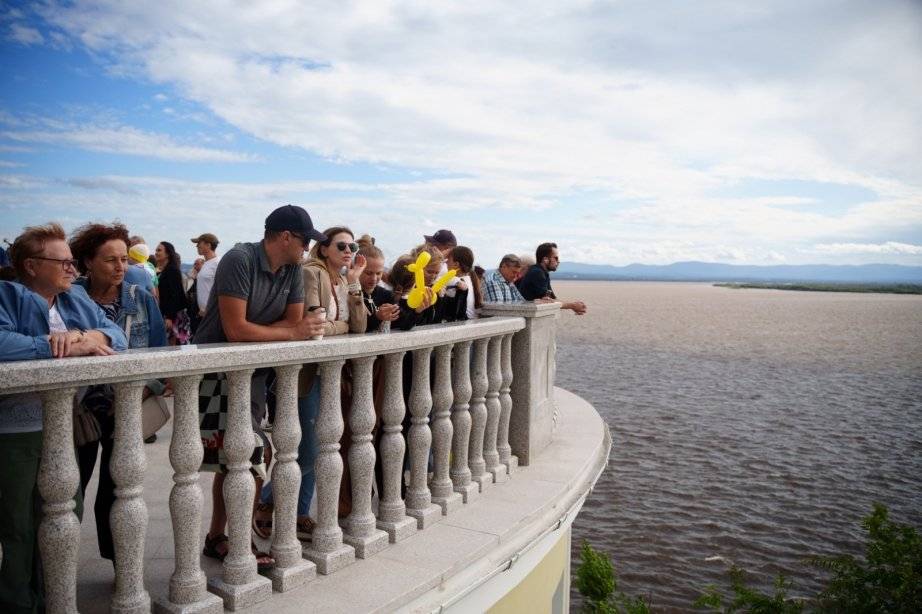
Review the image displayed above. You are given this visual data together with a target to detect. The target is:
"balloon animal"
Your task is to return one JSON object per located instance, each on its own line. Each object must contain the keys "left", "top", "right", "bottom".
{"left": 406, "top": 251, "right": 457, "bottom": 309}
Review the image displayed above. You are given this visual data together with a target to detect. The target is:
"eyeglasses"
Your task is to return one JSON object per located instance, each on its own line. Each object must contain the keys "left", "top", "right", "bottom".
{"left": 31, "top": 256, "right": 79, "bottom": 271}
{"left": 335, "top": 241, "right": 359, "bottom": 253}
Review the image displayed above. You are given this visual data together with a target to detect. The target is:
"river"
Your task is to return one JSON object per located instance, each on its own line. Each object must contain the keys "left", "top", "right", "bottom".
{"left": 554, "top": 281, "right": 922, "bottom": 609}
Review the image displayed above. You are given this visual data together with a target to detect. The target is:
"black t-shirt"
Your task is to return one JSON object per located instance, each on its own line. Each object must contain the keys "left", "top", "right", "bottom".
{"left": 515, "top": 264, "right": 555, "bottom": 301}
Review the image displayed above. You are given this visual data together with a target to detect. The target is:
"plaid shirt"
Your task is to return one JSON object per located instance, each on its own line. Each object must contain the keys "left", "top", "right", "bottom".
{"left": 483, "top": 270, "right": 526, "bottom": 304}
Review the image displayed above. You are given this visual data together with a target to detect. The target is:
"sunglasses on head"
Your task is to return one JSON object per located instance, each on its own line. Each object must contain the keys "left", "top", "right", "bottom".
{"left": 335, "top": 241, "right": 359, "bottom": 253}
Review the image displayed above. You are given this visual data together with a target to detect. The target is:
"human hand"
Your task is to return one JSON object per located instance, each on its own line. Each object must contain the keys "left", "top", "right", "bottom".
{"left": 375, "top": 303, "right": 400, "bottom": 322}
{"left": 414, "top": 288, "right": 435, "bottom": 313}
{"left": 566, "top": 300, "right": 587, "bottom": 315}
{"left": 295, "top": 308, "right": 326, "bottom": 340}
{"left": 346, "top": 253, "right": 367, "bottom": 284}
{"left": 164, "top": 318, "right": 173, "bottom": 332}
{"left": 68, "top": 330, "right": 116, "bottom": 356}
{"left": 47, "top": 331, "right": 75, "bottom": 358}
{"left": 456, "top": 280, "right": 468, "bottom": 291}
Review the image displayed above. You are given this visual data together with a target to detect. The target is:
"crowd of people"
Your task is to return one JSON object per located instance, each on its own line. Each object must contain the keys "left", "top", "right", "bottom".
{"left": 0, "top": 204, "right": 587, "bottom": 612}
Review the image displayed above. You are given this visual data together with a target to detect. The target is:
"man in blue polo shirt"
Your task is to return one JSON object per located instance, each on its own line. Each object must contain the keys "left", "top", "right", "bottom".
{"left": 516, "top": 242, "right": 587, "bottom": 315}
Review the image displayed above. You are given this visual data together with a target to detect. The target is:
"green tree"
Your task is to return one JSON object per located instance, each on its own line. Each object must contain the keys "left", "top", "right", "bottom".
{"left": 575, "top": 541, "right": 650, "bottom": 614}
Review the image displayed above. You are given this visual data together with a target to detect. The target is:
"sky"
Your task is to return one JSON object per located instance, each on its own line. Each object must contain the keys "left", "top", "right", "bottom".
{"left": 1, "top": 0, "right": 921, "bottom": 268}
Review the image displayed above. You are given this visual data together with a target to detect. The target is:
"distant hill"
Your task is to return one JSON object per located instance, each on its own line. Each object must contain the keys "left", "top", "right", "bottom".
{"left": 554, "top": 261, "right": 922, "bottom": 283}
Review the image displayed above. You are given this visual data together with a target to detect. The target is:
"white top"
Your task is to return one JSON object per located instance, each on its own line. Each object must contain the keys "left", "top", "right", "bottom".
{"left": 196, "top": 255, "right": 221, "bottom": 313}
{"left": 458, "top": 274, "right": 477, "bottom": 320}
{"left": 48, "top": 303, "right": 68, "bottom": 333}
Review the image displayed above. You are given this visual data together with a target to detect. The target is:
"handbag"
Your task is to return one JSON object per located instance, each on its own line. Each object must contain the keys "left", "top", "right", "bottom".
{"left": 125, "top": 284, "right": 172, "bottom": 438}
{"left": 73, "top": 395, "right": 102, "bottom": 446}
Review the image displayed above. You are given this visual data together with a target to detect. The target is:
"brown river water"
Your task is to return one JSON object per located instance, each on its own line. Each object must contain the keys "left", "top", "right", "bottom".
{"left": 553, "top": 281, "right": 922, "bottom": 610}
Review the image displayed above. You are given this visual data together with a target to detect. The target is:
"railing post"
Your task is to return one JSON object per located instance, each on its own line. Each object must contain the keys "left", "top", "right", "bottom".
{"left": 478, "top": 303, "right": 561, "bottom": 465}
{"left": 110, "top": 380, "right": 151, "bottom": 614}
{"left": 406, "top": 348, "right": 442, "bottom": 528}
{"left": 497, "top": 333, "right": 519, "bottom": 473}
{"left": 208, "top": 369, "right": 272, "bottom": 609}
{"left": 430, "top": 344, "right": 462, "bottom": 515}
{"left": 484, "top": 335, "right": 507, "bottom": 484}
{"left": 304, "top": 360, "right": 355, "bottom": 574}
{"left": 343, "top": 356, "right": 389, "bottom": 558}
{"left": 449, "top": 340, "right": 477, "bottom": 503}
{"left": 38, "top": 387, "right": 80, "bottom": 614}
{"left": 267, "top": 365, "right": 315, "bottom": 591}
{"left": 154, "top": 375, "right": 223, "bottom": 614}
{"left": 376, "top": 352, "right": 416, "bottom": 543}
{"left": 468, "top": 338, "right": 494, "bottom": 492}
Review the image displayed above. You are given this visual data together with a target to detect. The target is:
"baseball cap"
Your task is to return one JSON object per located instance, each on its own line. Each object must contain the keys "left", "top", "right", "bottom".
{"left": 190, "top": 233, "right": 219, "bottom": 246}
{"left": 265, "top": 205, "right": 327, "bottom": 242}
{"left": 424, "top": 229, "right": 457, "bottom": 247}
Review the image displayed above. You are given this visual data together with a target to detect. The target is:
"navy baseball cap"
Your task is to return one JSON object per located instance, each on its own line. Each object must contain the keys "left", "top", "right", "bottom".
{"left": 424, "top": 229, "right": 457, "bottom": 247}
{"left": 265, "top": 205, "right": 327, "bottom": 242}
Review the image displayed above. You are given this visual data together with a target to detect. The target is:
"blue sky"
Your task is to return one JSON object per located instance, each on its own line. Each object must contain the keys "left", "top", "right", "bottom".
{"left": 1, "top": 0, "right": 921, "bottom": 267}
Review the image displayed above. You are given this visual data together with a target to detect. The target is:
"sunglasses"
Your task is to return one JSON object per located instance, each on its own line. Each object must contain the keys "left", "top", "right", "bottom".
{"left": 335, "top": 241, "right": 359, "bottom": 253}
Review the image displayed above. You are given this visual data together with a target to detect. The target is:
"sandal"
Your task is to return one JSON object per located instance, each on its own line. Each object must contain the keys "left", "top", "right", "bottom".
{"left": 251, "top": 542, "right": 275, "bottom": 572}
{"left": 203, "top": 533, "right": 229, "bottom": 561}
{"left": 296, "top": 517, "right": 315, "bottom": 543}
{"left": 252, "top": 502, "right": 273, "bottom": 539}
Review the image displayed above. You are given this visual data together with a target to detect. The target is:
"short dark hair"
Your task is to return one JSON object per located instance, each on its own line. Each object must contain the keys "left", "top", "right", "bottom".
{"left": 69, "top": 222, "right": 130, "bottom": 274}
{"left": 535, "top": 242, "right": 557, "bottom": 262}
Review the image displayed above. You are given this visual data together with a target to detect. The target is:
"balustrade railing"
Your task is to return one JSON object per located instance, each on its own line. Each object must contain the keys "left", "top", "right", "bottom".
{"left": 1, "top": 313, "right": 554, "bottom": 613}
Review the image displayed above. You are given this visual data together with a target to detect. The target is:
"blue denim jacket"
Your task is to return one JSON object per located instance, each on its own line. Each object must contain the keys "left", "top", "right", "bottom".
{"left": 0, "top": 280, "right": 128, "bottom": 361}
{"left": 73, "top": 279, "right": 166, "bottom": 349}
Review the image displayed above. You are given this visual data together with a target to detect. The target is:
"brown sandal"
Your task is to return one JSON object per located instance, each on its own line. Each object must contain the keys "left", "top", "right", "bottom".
{"left": 252, "top": 502, "right": 273, "bottom": 539}
{"left": 296, "top": 517, "right": 316, "bottom": 543}
{"left": 203, "top": 533, "right": 229, "bottom": 561}
{"left": 251, "top": 542, "right": 275, "bottom": 572}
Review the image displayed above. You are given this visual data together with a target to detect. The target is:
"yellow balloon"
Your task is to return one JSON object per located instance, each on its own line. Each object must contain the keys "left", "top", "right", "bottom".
{"left": 431, "top": 270, "right": 456, "bottom": 294}
{"left": 406, "top": 252, "right": 431, "bottom": 309}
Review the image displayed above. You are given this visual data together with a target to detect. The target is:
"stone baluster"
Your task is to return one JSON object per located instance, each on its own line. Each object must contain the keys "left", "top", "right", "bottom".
{"left": 430, "top": 344, "right": 462, "bottom": 514}
{"left": 154, "top": 375, "right": 223, "bottom": 614}
{"left": 110, "top": 381, "right": 150, "bottom": 614}
{"left": 267, "top": 365, "right": 315, "bottom": 591}
{"left": 484, "top": 336, "right": 507, "bottom": 484}
{"left": 449, "top": 341, "right": 478, "bottom": 503}
{"left": 208, "top": 370, "right": 271, "bottom": 610}
{"left": 37, "top": 387, "right": 80, "bottom": 614}
{"left": 304, "top": 360, "right": 355, "bottom": 574}
{"left": 497, "top": 333, "right": 519, "bottom": 474}
{"left": 405, "top": 347, "right": 442, "bottom": 529}
{"left": 468, "top": 338, "right": 494, "bottom": 492}
{"left": 376, "top": 352, "right": 416, "bottom": 542}
{"left": 343, "top": 356, "right": 389, "bottom": 558}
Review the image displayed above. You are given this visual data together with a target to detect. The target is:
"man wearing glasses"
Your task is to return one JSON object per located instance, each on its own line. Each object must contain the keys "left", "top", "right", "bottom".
{"left": 193, "top": 204, "right": 327, "bottom": 571}
{"left": 516, "top": 242, "right": 588, "bottom": 315}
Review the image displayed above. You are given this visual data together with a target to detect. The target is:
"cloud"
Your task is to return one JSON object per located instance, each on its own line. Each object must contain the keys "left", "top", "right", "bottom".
{"left": 2, "top": 124, "right": 259, "bottom": 163}
{"left": 7, "top": 24, "right": 44, "bottom": 46}
{"left": 1, "top": 0, "right": 916, "bottom": 265}
{"left": 0, "top": 160, "right": 25, "bottom": 168}
{"left": 812, "top": 242, "right": 922, "bottom": 256}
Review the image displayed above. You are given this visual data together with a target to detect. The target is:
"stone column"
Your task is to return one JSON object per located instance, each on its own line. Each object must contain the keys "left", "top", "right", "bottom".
{"left": 484, "top": 335, "right": 507, "bottom": 484}
{"left": 304, "top": 360, "right": 355, "bottom": 574}
{"left": 449, "top": 341, "right": 478, "bottom": 503}
{"left": 343, "top": 356, "right": 389, "bottom": 558}
{"left": 267, "top": 365, "right": 315, "bottom": 591}
{"left": 497, "top": 333, "right": 519, "bottom": 474}
{"left": 430, "top": 344, "right": 462, "bottom": 515}
{"left": 405, "top": 347, "right": 442, "bottom": 529}
{"left": 38, "top": 387, "right": 80, "bottom": 614}
{"left": 110, "top": 380, "right": 150, "bottom": 614}
{"left": 376, "top": 352, "right": 416, "bottom": 543}
{"left": 468, "top": 338, "right": 493, "bottom": 492}
{"left": 478, "top": 303, "right": 561, "bottom": 465}
{"left": 208, "top": 370, "right": 272, "bottom": 610}
{"left": 154, "top": 375, "right": 223, "bottom": 614}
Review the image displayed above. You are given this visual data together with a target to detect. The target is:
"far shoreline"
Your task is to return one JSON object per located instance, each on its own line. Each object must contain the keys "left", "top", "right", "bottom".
{"left": 713, "top": 282, "right": 922, "bottom": 295}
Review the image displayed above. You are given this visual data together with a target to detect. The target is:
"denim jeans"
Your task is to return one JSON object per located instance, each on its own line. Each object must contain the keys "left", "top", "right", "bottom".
{"left": 260, "top": 378, "right": 320, "bottom": 516}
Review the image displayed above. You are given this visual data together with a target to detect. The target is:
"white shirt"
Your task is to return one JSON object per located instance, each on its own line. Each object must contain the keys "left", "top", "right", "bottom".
{"left": 196, "top": 255, "right": 221, "bottom": 313}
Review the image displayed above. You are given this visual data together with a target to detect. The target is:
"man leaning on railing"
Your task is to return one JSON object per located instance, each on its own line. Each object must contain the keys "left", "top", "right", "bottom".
{"left": 0, "top": 222, "right": 127, "bottom": 614}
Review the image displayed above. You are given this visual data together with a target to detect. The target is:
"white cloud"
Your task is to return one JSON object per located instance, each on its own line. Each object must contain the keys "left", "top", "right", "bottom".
{"left": 7, "top": 24, "right": 44, "bottom": 46}
{"left": 1, "top": 124, "right": 258, "bottom": 163}
{"left": 0, "top": 160, "right": 25, "bottom": 168}
{"left": 2, "top": 0, "right": 917, "bottom": 265}
{"left": 812, "top": 242, "right": 922, "bottom": 256}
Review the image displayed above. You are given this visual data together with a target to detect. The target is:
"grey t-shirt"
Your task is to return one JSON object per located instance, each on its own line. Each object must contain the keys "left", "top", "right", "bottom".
{"left": 193, "top": 241, "right": 305, "bottom": 344}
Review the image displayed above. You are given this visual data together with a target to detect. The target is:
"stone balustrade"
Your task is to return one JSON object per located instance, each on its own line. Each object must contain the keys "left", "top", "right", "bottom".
{"left": 0, "top": 308, "right": 562, "bottom": 613}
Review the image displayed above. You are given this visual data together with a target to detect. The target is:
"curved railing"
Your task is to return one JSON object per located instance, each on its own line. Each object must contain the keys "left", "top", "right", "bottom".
{"left": 1, "top": 304, "right": 561, "bottom": 613}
